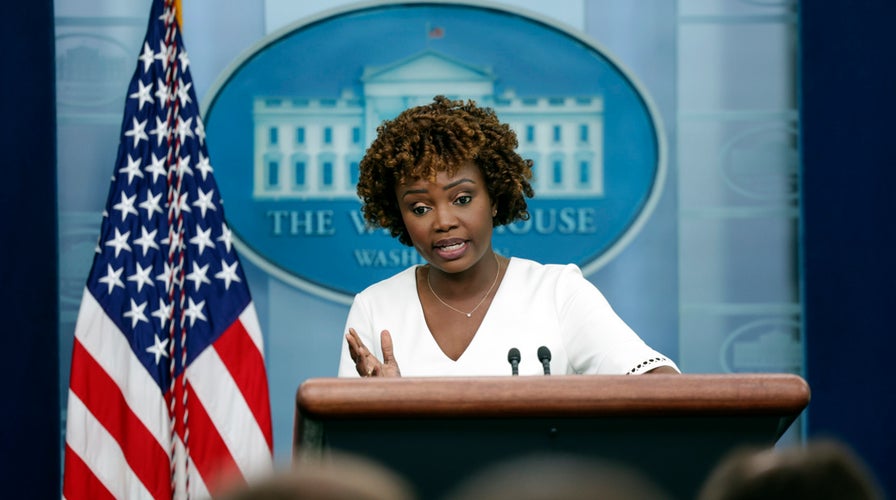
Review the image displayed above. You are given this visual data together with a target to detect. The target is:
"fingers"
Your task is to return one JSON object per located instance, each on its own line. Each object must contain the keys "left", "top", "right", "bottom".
{"left": 345, "top": 328, "right": 400, "bottom": 377}
{"left": 381, "top": 330, "right": 395, "bottom": 364}
{"left": 346, "top": 328, "right": 365, "bottom": 361}
{"left": 346, "top": 328, "right": 379, "bottom": 377}
{"left": 380, "top": 330, "right": 401, "bottom": 377}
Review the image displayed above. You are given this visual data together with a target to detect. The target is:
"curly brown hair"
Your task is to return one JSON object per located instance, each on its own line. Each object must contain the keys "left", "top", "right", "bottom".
{"left": 357, "top": 95, "right": 534, "bottom": 246}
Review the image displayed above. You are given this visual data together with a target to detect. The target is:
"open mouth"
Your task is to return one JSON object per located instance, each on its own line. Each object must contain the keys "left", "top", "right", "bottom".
{"left": 433, "top": 239, "right": 467, "bottom": 259}
{"left": 438, "top": 242, "right": 465, "bottom": 252}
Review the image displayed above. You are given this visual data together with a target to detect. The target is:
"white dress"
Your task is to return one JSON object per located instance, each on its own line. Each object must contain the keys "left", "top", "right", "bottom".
{"left": 337, "top": 257, "right": 679, "bottom": 377}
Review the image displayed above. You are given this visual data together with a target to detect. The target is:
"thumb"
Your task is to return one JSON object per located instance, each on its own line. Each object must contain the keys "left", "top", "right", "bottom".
{"left": 381, "top": 330, "right": 397, "bottom": 365}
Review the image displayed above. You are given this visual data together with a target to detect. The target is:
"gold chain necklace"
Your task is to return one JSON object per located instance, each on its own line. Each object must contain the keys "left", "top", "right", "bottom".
{"left": 427, "top": 253, "right": 501, "bottom": 318}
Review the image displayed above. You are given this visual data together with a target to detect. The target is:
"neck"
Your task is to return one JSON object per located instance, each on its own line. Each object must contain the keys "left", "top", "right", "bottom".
{"left": 428, "top": 252, "right": 501, "bottom": 298}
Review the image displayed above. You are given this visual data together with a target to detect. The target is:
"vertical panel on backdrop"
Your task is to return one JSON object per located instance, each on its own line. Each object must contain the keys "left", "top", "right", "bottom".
{"left": 62, "top": 0, "right": 273, "bottom": 498}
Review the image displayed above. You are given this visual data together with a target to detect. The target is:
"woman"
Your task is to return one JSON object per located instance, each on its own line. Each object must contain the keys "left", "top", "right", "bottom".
{"left": 339, "top": 96, "right": 678, "bottom": 377}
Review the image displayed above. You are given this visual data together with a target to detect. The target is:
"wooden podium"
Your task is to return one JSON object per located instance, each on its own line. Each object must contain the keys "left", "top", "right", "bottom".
{"left": 293, "top": 374, "right": 809, "bottom": 499}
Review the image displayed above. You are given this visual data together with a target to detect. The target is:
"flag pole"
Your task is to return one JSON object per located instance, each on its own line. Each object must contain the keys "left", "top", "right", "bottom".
{"left": 61, "top": 0, "right": 273, "bottom": 497}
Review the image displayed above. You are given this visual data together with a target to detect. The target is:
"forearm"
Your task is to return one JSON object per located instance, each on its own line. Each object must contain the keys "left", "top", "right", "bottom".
{"left": 644, "top": 365, "right": 679, "bottom": 374}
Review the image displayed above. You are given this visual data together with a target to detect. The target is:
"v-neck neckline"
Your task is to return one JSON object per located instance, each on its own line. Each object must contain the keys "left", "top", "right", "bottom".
{"left": 414, "top": 257, "right": 513, "bottom": 363}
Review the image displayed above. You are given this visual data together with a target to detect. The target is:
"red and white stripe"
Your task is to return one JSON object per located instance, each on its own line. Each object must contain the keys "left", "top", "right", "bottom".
{"left": 63, "top": 290, "right": 272, "bottom": 500}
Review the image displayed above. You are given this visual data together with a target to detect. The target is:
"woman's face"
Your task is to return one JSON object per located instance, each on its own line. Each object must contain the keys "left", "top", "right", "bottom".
{"left": 395, "top": 162, "right": 495, "bottom": 274}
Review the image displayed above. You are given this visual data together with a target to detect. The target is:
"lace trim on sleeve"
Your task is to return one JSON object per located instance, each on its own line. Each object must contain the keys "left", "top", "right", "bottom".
{"left": 626, "top": 356, "right": 671, "bottom": 375}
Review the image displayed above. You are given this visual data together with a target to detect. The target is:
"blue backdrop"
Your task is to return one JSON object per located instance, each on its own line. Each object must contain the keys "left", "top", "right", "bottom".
{"left": 2, "top": 1, "right": 895, "bottom": 498}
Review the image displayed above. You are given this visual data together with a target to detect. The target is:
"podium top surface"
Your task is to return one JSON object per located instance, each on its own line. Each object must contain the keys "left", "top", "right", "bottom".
{"left": 296, "top": 373, "right": 810, "bottom": 419}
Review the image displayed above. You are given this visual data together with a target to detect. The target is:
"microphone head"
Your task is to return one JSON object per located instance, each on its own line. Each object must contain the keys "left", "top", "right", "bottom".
{"left": 537, "top": 345, "right": 552, "bottom": 362}
{"left": 507, "top": 347, "right": 521, "bottom": 363}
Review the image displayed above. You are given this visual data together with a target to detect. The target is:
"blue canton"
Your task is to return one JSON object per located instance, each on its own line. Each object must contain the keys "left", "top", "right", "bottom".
{"left": 84, "top": 1, "right": 251, "bottom": 390}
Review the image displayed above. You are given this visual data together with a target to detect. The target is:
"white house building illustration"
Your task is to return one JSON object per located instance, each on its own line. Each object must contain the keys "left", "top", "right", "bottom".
{"left": 252, "top": 50, "right": 604, "bottom": 200}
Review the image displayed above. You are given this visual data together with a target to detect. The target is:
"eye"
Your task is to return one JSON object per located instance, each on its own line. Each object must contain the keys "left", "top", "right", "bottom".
{"left": 455, "top": 195, "right": 472, "bottom": 206}
{"left": 411, "top": 204, "right": 430, "bottom": 216}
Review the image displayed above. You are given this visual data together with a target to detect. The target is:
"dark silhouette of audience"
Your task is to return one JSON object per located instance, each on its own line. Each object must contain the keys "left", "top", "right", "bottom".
{"left": 698, "top": 439, "right": 883, "bottom": 500}
{"left": 443, "top": 453, "right": 671, "bottom": 500}
{"left": 222, "top": 438, "right": 883, "bottom": 500}
{"left": 218, "top": 451, "right": 416, "bottom": 500}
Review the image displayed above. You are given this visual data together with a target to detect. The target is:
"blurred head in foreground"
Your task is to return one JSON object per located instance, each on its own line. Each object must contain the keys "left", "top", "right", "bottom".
{"left": 698, "top": 439, "right": 883, "bottom": 500}
{"left": 220, "top": 452, "right": 416, "bottom": 500}
{"left": 443, "top": 453, "right": 670, "bottom": 500}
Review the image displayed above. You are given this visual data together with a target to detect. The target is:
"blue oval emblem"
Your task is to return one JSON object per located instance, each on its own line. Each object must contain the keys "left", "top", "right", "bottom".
{"left": 204, "top": 2, "right": 665, "bottom": 302}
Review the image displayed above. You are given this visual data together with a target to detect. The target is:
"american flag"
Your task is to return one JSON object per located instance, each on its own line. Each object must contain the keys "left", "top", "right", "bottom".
{"left": 62, "top": 0, "right": 273, "bottom": 498}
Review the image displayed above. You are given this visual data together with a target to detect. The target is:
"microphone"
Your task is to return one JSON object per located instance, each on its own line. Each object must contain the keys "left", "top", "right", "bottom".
{"left": 507, "top": 347, "right": 521, "bottom": 376}
{"left": 537, "top": 346, "right": 551, "bottom": 375}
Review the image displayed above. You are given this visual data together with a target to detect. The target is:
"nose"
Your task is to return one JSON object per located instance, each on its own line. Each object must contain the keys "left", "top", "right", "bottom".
{"left": 432, "top": 204, "right": 459, "bottom": 232}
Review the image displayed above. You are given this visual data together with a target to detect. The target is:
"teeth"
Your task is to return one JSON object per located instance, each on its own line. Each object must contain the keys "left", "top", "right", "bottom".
{"left": 441, "top": 242, "right": 464, "bottom": 251}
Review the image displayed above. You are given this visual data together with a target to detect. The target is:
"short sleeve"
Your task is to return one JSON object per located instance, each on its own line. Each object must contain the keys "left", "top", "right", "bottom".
{"left": 556, "top": 264, "right": 679, "bottom": 374}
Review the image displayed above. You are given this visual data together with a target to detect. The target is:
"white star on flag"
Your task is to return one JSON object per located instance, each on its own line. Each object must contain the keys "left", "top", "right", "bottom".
{"left": 148, "top": 116, "right": 169, "bottom": 147}
{"left": 97, "top": 264, "right": 125, "bottom": 294}
{"left": 104, "top": 228, "right": 132, "bottom": 257}
{"left": 192, "top": 188, "right": 216, "bottom": 217}
{"left": 145, "top": 334, "right": 169, "bottom": 364}
{"left": 139, "top": 191, "right": 164, "bottom": 217}
{"left": 123, "top": 298, "right": 149, "bottom": 328}
{"left": 129, "top": 79, "right": 154, "bottom": 110}
{"left": 185, "top": 262, "right": 211, "bottom": 291}
{"left": 195, "top": 152, "right": 213, "bottom": 180}
{"left": 184, "top": 297, "right": 207, "bottom": 326}
{"left": 153, "top": 77, "right": 170, "bottom": 105}
{"left": 217, "top": 223, "right": 234, "bottom": 253}
{"left": 215, "top": 259, "right": 241, "bottom": 290}
{"left": 189, "top": 224, "right": 214, "bottom": 254}
{"left": 112, "top": 192, "right": 139, "bottom": 221}
{"left": 133, "top": 227, "right": 160, "bottom": 256}
{"left": 119, "top": 154, "right": 145, "bottom": 185}
{"left": 151, "top": 298, "right": 171, "bottom": 328}
{"left": 144, "top": 153, "right": 167, "bottom": 182}
{"left": 138, "top": 41, "right": 155, "bottom": 72}
{"left": 124, "top": 116, "right": 149, "bottom": 146}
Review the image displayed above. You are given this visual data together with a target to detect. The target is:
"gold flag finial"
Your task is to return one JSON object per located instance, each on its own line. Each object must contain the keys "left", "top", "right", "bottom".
{"left": 175, "top": 0, "right": 183, "bottom": 29}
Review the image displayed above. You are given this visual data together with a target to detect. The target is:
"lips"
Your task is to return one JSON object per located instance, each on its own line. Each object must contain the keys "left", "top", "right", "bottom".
{"left": 434, "top": 237, "right": 465, "bottom": 248}
{"left": 433, "top": 238, "right": 468, "bottom": 259}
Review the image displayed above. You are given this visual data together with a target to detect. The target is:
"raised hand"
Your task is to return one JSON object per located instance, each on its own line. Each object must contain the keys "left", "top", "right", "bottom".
{"left": 346, "top": 328, "right": 401, "bottom": 377}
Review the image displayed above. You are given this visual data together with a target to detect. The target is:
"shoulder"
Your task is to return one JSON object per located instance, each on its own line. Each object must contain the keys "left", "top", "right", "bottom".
{"left": 506, "top": 257, "right": 603, "bottom": 307}
{"left": 507, "top": 257, "right": 585, "bottom": 284}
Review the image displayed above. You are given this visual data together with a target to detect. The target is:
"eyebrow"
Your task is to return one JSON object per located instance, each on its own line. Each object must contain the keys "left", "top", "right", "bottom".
{"left": 400, "top": 178, "right": 476, "bottom": 199}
